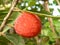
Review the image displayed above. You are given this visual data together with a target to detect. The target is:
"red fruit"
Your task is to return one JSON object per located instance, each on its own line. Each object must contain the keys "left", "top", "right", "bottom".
{"left": 14, "top": 12, "right": 42, "bottom": 38}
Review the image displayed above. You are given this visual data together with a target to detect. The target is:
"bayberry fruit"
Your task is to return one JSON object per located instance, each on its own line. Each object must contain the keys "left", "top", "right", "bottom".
{"left": 14, "top": 12, "right": 42, "bottom": 38}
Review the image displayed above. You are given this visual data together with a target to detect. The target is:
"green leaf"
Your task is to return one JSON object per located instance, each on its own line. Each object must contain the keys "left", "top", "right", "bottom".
{"left": 57, "top": 8, "right": 60, "bottom": 12}
{"left": 28, "top": 0, "right": 36, "bottom": 6}
{"left": 40, "top": 9, "right": 52, "bottom": 15}
{"left": 2, "top": 26, "right": 11, "bottom": 33}
{"left": 23, "top": 0, "right": 29, "bottom": 2}
{"left": 5, "top": 34, "right": 25, "bottom": 45}
{"left": 53, "top": 0, "right": 58, "bottom": 5}
{"left": 0, "top": 0, "right": 5, "bottom": 5}
{"left": 53, "top": 19, "right": 60, "bottom": 35}
{"left": 50, "top": 8, "right": 54, "bottom": 13}
{"left": 35, "top": 3, "right": 43, "bottom": 10}
{"left": 7, "top": 11, "right": 20, "bottom": 24}
{"left": 40, "top": 36, "right": 49, "bottom": 45}
{"left": 23, "top": 0, "right": 36, "bottom": 6}
{"left": 0, "top": 11, "right": 20, "bottom": 25}
{"left": 25, "top": 38, "right": 36, "bottom": 45}
{"left": 0, "top": 36, "right": 9, "bottom": 45}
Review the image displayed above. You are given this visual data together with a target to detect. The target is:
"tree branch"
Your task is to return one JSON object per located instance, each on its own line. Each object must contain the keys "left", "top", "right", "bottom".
{"left": 13, "top": 8, "right": 60, "bottom": 18}
{"left": 0, "top": 0, "right": 18, "bottom": 31}
{"left": 43, "top": 0, "right": 56, "bottom": 34}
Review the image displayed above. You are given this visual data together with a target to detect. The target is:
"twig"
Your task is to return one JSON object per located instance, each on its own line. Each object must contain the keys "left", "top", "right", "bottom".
{"left": 0, "top": 0, "right": 18, "bottom": 31}
{"left": 13, "top": 9, "right": 60, "bottom": 18}
{"left": 43, "top": 1, "right": 56, "bottom": 34}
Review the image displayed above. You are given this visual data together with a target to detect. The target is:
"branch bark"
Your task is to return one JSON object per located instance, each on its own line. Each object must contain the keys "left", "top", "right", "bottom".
{"left": 0, "top": 0, "right": 18, "bottom": 31}
{"left": 43, "top": 1, "right": 56, "bottom": 33}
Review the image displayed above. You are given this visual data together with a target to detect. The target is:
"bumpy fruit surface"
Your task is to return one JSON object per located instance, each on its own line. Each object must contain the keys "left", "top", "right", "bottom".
{"left": 14, "top": 12, "right": 42, "bottom": 38}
